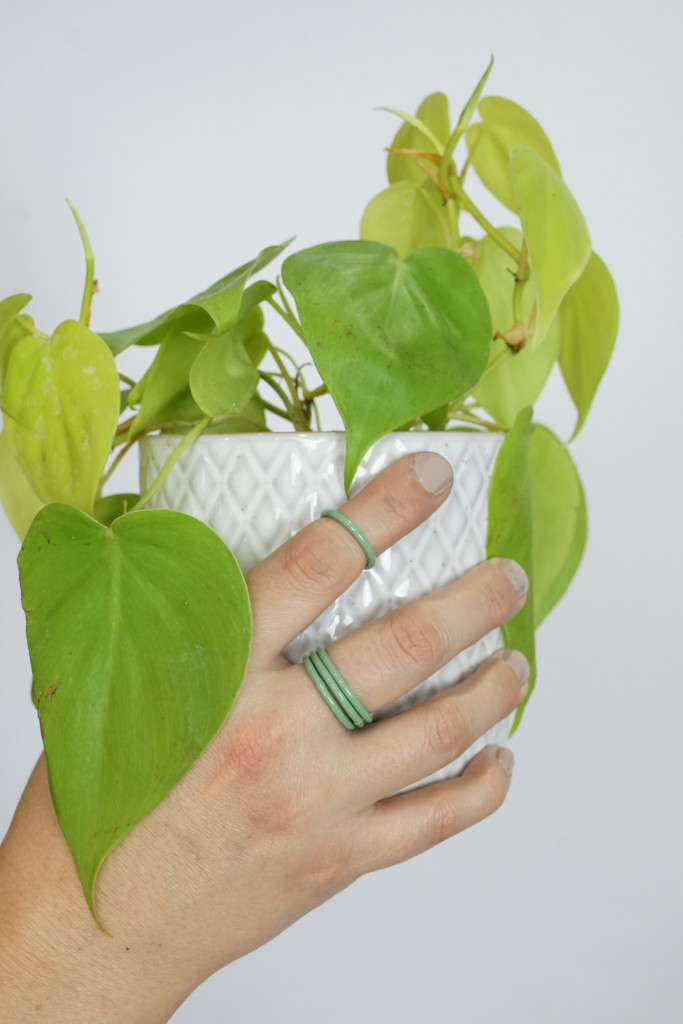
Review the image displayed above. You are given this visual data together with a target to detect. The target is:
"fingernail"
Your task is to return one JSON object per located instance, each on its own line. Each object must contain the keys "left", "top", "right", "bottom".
{"left": 496, "top": 747, "right": 515, "bottom": 776}
{"left": 411, "top": 452, "right": 453, "bottom": 496}
{"left": 492, "top": 557, "right": 529, "bottom": 601}
{"left": 500, "top": 648, "right": 530, "bottom": 686}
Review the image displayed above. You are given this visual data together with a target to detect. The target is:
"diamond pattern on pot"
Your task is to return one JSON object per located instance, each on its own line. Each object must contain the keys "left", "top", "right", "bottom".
{"left": 140, "top": 431, "right": 513, "bottom": 787}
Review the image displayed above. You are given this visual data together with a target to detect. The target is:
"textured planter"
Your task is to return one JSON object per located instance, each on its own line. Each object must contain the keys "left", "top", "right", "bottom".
{"left": 139, "top": 431, "right": 513, "bottom": 784}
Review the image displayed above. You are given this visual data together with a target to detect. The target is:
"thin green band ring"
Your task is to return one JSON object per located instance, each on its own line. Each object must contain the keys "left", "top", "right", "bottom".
{"left": 314, "top": 647, "right": 374, "bottom": 725}
{"left": 303, "top": 655, "right": 355, "bottom": 731}
{"left": 309, "top": 649, "right": 367, "bottom": 728}
{"left": 320, "top": 509, "right": 377, "bottom": 569}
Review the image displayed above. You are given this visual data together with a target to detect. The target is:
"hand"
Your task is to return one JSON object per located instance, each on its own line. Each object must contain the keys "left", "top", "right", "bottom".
{"left": 0, "top": 452, "right": 529, "bottom": 1024}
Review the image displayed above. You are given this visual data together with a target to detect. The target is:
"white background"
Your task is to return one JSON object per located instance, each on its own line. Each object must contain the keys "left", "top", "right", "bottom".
{"left": 1, "top": 1, "right": 682, "bottom": 1021}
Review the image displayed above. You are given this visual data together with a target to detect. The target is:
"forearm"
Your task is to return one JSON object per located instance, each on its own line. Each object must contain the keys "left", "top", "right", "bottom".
{"left": 0, "top": 759, "right": 196, "bottom": 1024}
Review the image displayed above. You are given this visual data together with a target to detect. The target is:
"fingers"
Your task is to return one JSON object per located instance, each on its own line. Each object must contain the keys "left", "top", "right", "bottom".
{"left": 323, "top": 556, "right": 528, "bottom": 714}
{"left": 355, "top": 745, "right": 515, "bottom": 874}
{"left": 245, "top": 452, "right": 453, "bottom": 666}
{"left": 343, "top": 649, "right": 528, "bottom": 803}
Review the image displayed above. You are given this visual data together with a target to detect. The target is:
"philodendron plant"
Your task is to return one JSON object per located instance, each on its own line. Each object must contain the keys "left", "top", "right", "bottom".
{"left": 0, "top": 60, "right": 618, "bottom": 925}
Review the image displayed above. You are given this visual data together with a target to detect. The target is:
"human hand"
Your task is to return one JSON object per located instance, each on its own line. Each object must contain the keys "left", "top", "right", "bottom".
{"left": 0, "top": 452, "right": 528, "bottom": 1024}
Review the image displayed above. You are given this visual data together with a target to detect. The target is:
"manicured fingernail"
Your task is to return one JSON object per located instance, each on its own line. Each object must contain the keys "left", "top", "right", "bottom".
{"left": 496, "top": 747, "right": 515, "bottom": 776}
{"left": 500, "top": 648, "right": 530, "bottom": 686}
{"left": 411, "top": 452, "right": 453, "bottom": 495}
{"left": 492, "top": 557, "right": 529, "bottom": 600}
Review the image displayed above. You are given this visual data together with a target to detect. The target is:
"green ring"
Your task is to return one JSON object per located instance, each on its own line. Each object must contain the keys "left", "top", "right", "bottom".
{"left": 320, "top": 509, "right": 376, "bottom": 569}
{"left": 309, "top": 650, "right": 366, "bottom": 728}
{"left": 303, "top": 655, "right": 355, "bottom": 731}
{"left": 315, "top": 647, "right": 374, "bottom": 725}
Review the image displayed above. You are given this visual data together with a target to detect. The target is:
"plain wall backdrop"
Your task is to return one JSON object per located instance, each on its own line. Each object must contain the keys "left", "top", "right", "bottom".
{"left": 1, "top": 1, "right": 682, "bottom": 1020}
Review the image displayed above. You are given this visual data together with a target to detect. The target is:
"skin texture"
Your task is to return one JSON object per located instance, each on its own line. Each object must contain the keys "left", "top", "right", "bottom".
{"left": 0, "top": 452, "right": 529, "bottom": 1023}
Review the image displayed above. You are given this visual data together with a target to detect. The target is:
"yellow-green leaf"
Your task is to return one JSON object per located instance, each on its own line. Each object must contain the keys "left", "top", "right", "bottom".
{"left": 558, "top": 251, "right": 619, "bottom": 439}
{"left": 0, "top": 431, "right": 43, "bottom": 540}
{"left": 528, "top": 425, "right": 587, "bottom": 626}
{"left": 386, "top": 92, "right": 451, "bottom": 185}
{"left": 2, "top": 320, "right": 120, "bottom": 513}
{"left": 360, "top": 180, "right": 451, "bottom": 258}
{"left": 511, "top": 145, "right": 591, "bottom": 349}
{"left": 466, "top": 96, "right": 561, "bottom": 212}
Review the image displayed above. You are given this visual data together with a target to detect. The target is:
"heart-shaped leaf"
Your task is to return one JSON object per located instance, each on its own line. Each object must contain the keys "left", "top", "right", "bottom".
{"left": 361, "top": 180, "right": 452, "bottom": 258}
{"left": 190, "top": 330, "right": 260, "bottom": 418}
{"left": 528, "top": 425, "right": 587, "bottom": 627}
{"left": 558, "top": 251, "right": 619, "bottom": 439}
{"left": 100, "top": 241, "right": 290, "bottom": 355}
{"left": 282, "top": 241, "right": 491, "bottom": 490}
{"left": 486, "top": 407, "right": 536, "bottom": 734}
{"left": 466, "top": 97, "right": 561, "bottom": 212}
{"left": 386, "top": 93, "right": 451, "bottom": 185}
{"left": 20, "top": 504, "right": 252, "bottom": 924}
{"left": 511, "top": 145, "right": 591, "bottom": 349}
{"left": 0, "top": 431, "right": 43, "bottom": 540}
{"left": 2, "top": 320, "right": 120, "bottom": 513}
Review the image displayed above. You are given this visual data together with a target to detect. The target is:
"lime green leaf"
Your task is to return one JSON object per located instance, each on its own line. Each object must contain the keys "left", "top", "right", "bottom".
{"left": 385, "top": 93, "right": 451, "bottom": 185}
{"left": 0, "top": 294, "right": 33, "bottom": 388}
{"left": 558, "top": 251, "right": 619, "bottom": 439}
{"left": 472, "top": 229, "right": 560, "bottom": 426}
{"left": 360, "top": 180, "right": 451, "bottom": 257}
{"left": 93, "top": 492, "right": 139, "bottom": 525}
{"left": 2, "top": 320, "right": 120, "bottom": 513}
{"left": 190, "top": 331, "right": 260, "bottom": 417}
{"left": 486, "top": 407, "right": 536, "bottom": 734}
{"left": 99, "top": 240, "right": 291, "bottom": 355}
{"left": 20, "top": 504, "right": 252, "bottom": 924}
{"left": 511, "top": 145, "right": 591, "bottom": 348}
{"left": 466, "top": 96, "right": 561, "bottom": 212}
{"left": 129, "top": 330, "right": 206, "bottom": 435}
{"left": 202, "top": 392, "right": 267, "bottom": 433}
{"left": 0, "top": 431, "right": 43, "bottom": 540}
{"left": 528, "top": 425, "right": 587, "bottom": 627}
{"left": 283, "top": 241, "right": 491, "bottom": 490}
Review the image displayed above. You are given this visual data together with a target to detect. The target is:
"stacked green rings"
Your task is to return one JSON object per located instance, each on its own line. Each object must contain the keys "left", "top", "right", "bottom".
{"left": 303, "top": 647, "right": 374, "bottom": 731}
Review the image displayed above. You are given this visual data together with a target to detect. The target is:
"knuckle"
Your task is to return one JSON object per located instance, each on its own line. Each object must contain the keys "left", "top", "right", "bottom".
{"left": 218, "top": 710, "right": 287, "bottom": 786}
{"left": 424, "top": 794, "right": 460, "bottom": 847}
{"left": 299, "top": 848, "right": 354, "bottom": 899}
{"left": 388, "top": 605, "right": 447, "bottom": 669}
{"left": 280, "top": 529, "right": 347, "bottom": 592}
{"left": 426, "top": 703, "right": 469, "bottom": 761}
{"left": 476, "top": 562, "right": 518, "bottom": 623}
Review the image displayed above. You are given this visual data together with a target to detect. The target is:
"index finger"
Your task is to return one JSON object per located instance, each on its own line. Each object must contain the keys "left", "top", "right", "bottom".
{"left": 245, "top": 452, "right": 453, "bottom": 667}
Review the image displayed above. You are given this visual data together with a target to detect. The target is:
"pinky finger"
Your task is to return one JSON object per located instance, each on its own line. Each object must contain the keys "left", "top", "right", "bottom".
{"left": 358, "top": 746, "right": 515, "bottom": 873}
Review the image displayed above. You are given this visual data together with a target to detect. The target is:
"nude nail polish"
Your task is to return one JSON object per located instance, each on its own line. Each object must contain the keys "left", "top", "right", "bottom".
{"left": 411, "top": 452, "right": 453, "bottom": 495}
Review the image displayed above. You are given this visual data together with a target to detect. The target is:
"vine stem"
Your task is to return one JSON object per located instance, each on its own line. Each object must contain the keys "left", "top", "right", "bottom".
{"left": 446, "top": 178, "right": 521, "bottom": 263}
{"left": 129, "top": 415, "right": 212, "bottom": 513}
{"left": 66, "top": 200, "right": 96, "bottom": 327}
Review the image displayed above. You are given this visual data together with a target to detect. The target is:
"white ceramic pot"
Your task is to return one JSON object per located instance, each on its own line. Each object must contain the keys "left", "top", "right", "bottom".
{"left": 139, "top": 431, "right": 512, "bottom": 784}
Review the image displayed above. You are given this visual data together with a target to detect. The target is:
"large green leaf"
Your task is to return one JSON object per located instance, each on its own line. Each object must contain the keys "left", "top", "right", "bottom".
{"left": 189, "top": 329, "right": 260, "bottom": 418}
{"left": 486, "top": 407, "right": 536, "bottom": 734}
{"left": 20, "top": 503, "right": 252, "bottom": 923}
{"left": 282, "top": 241, "right": 491, "bottom": 490}
{"left": 2, "top": 320, "right": 120, "bottom": 513}
{"left": 472, "top": 229, "right": 560, "bottom": 426}
{"left": 386, "top": 92, "right": 451, "bottom": 185}
{"left": 0, "top": 431, "right": 43, "bottom": 540}
{"left": 0, "top": 293, "right": 33, "bottom": 388}
{"left": 360, "top": 180, "right": 451, "bottom": 258}
{"left": 100, "top": 240, "right": 290, "bottom": 355}
{"left": 528, "top": 425, "right": 587, "bottom": 627}
{"left": 466, "top": 97, "right": 561, "bottom": 212}
{"left": 558, "top": 251, "right": 619, "bottom": 439}
{"left": 511, "top": 145, "right": 591, "bottom": 349}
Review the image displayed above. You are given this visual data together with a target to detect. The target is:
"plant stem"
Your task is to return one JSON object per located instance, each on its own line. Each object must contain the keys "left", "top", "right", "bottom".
{"left": 261, "top": 398, "right": 297, "bottom": 423}
{"left": 258, "top": 370, "right": 296, "bottom": 421}
{"left": 449, "top": 408, "right": 507, "bottom": 432}
{"left": 98, "top": 437, "right": 137, "bottom": 492}
{"left": 66, "top": 200, "right": 96, "bottom": 327}
{"left": 119, "top": 372, "right": 137, "bottom": 388}
{"left": 267, "top": 295, "right": 305, "bottom": 342}
{"left": 446, "top": 180, "right": 521, "bottom": 263}
{"left": 129, "top": 415, "right": 211, "bottom": 513}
